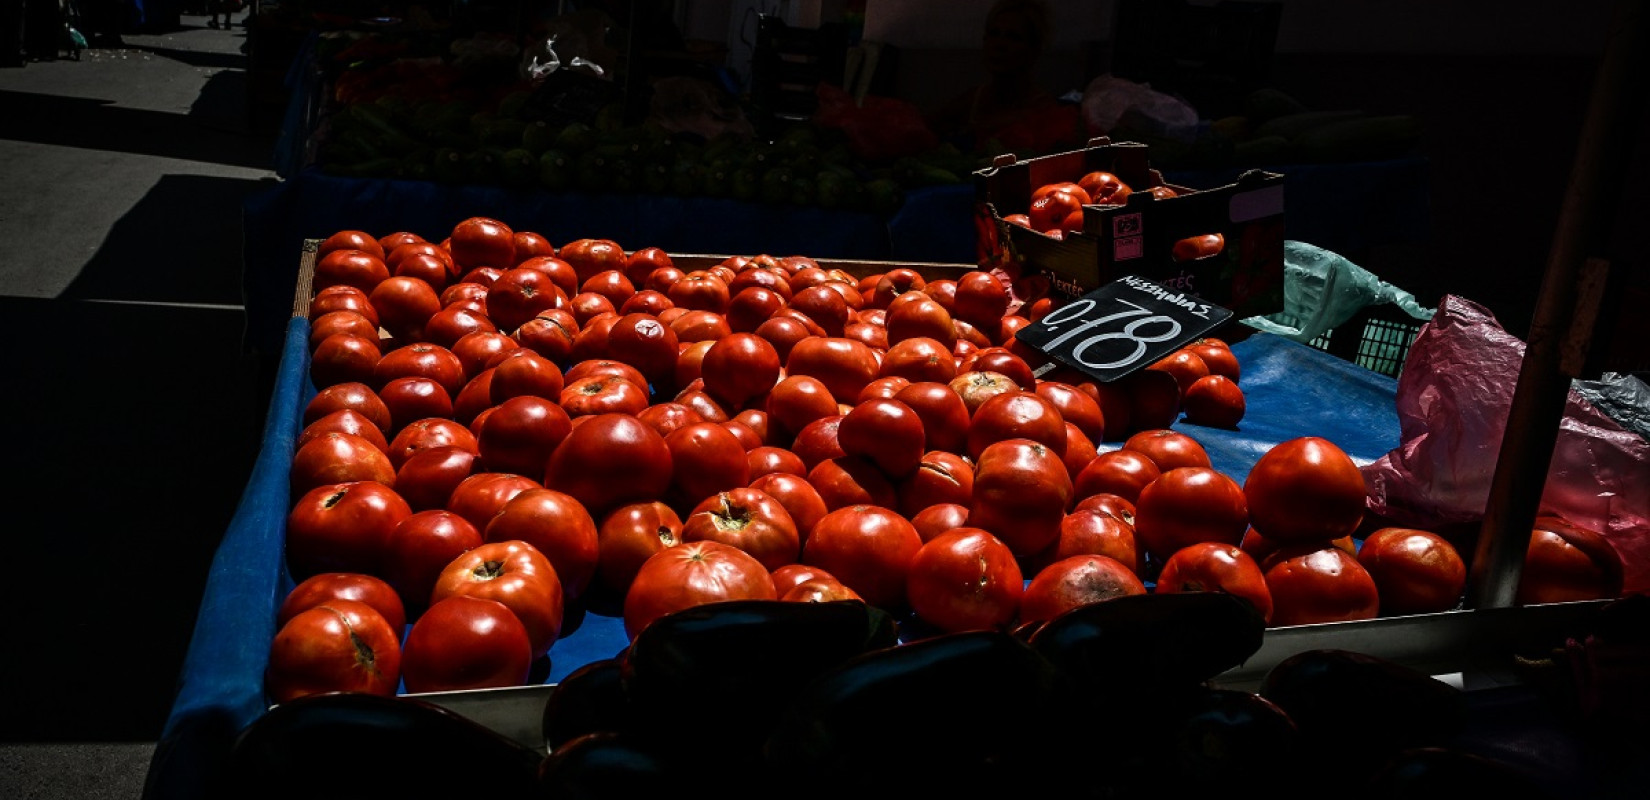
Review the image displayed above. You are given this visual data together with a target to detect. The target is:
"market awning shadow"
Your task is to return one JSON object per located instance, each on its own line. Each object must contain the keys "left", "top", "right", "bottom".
{"left": 59, "top": 172, "right": 279, "bottom": 307}
{"left": 0, "top": 88, "right": 274, "bottom": 169}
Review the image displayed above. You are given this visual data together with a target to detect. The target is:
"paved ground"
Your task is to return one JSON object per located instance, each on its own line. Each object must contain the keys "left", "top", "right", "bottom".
{"left": 0, "top": 12, "right": 274, "bottom": 799}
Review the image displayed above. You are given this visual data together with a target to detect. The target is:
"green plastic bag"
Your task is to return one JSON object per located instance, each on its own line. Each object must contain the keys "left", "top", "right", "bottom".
{"left": 1242, "top": 240, "right": 1433, "bottom": 343}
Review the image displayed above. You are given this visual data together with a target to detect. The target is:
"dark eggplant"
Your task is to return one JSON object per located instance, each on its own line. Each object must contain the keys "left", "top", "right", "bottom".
{"left": 1359, "top": 746, "right": 1561, "bottom": 800}
{"left": 761, "top": 629, "right": 1063, "bottom": 798}
{"left": 533, "top": 731, "right": 687, "bottom": 799}
{"left": 619, "top": 598, "right": 899, "bottom": 764}
{"left": 1026, "top": 591, "right": 1267, "bottom": 700}
{"left": 541, "top": 657, "right": 634, "bottom": 752}
{"left": 225, "top": 691, "right": 542, "bottom": 800}
{"left": 1258, "top": 648, "right": 1466, "bottom": 759}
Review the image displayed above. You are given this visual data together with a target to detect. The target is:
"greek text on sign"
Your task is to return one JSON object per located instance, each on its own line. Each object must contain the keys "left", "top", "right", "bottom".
{"left": 1015, "top": 275, "right": 1234, "bottom": 383}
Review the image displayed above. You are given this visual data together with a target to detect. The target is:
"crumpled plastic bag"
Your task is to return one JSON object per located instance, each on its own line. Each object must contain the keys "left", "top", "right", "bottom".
{"left": 1081, "top": 73, "right": 1200, "bottom": 143}
{"left": 1361, "top": 295, "right": 1650, "bottom": 593}
{"left": 1243, "top": 240, "right": 1434, "bottom": 343}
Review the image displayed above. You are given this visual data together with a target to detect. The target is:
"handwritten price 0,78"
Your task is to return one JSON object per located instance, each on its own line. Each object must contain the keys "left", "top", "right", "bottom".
{"left": 1031, "top": 299, "right": 1183, "bottom": 372}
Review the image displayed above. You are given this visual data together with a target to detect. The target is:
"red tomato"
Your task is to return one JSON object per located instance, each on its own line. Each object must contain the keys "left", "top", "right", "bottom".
{"left": 1182, "top": 374, "right": 1246, "bottom": 429}
{"left": 895, "top": 450, "right": 974, "bottom": 519}
{"left": 517, "top": 255, "right": 580, "bottom": 298}
{"left": 445, "top": 472, "right": 543, "bottom": 534}
{"left": 1019, "top": 555, "right": 1146, "bottom": 624}
{"left": 1077, "top": 171, "right": 1131, "bottom": 205}
{"left": 1356, "top": 527, "right": 1467, "bottom": 615}
{"left": 807, "top": 455, "right": 899, "bottom": 511}
{"left": 1039, "top": 509, "right": 1140, "bottom": 576}
{"left": 481, "top": 488, "right": 600, "bottom": 602}
{"left": 1028, "top": 189, "right": 1086, "bottom": 234}
{"left": 880, "top": 337, "right": 957, "bottom": 385}
{"left": 581, "top": 269, "right": 637, "bottom": 311}
{"left": 1242, "top": 436, "right": 1368, "bottom": 545}
{"left": 1035, "top": 381, "right": 1105, "bottom": 444}
{"left": 1122, "top": 429, "right": 1212, "bottom": 472}
{"left": 969, "top": 349, "right": 1036, "bottom": 390}
{"left": 315, "top": 249, "right": 390, "bottom": 294}
{"left": 789, "top": 415, "right": 846, "bottom": 472}
{"left": 477, "top": 395, "right": 573, "bottom": 478}
{"left": 432, "top": 539, "right": 565, "bottom": 658}
{"left": 747, "top": 446, "right": 807, "bottom": 480}
{"left": 401, "top": 595, "right": 534, "bottom": 693}
{"left": 894, "top": 381, "right": 971, "bottom": 455}
{"left": 512, "top": 313, "right": 577, "bottom": 364}
{"left": 543, "top": 413, "right": 674, "bottom": 516}
{"left": 766, "top": 374, "right": 840, "bottom": 442}
{"left": 885, "top": 295, "right": 957, "bottom": 348}
{"left": 375, "top": 342, "right": 466, "bottom": 399}
{"left": 309, "top": 284, "right": 380, "bottom": 329}
{"left": 1155, "top": 542, "right": 1274, "bottom": 624}
{"left": 380, "top": 509, "right": 482, "bottom": 616}
{"left": 560, "top": 375, "right": 651, "bottom": 417}
{"left": 785, "top": 337, "right": 881, "bottom": 407}
{"left": 451, "top": 331, "right": 519, "bottom": 380}
{"left": 393, "top": 445, "right": 478, "bottom": 512}
{"left": 387, "top": 417, "right": 476, "bottom": 471}
{"left": 297, "top": 408, "right": 390, "bottom": 455}
{"left": 1072, "top": 448, "right": 1161, "bottom": 507}
{"left": 369, "top": 276, "right": 442, "bottom": 342}
{"left": 748, "top": 472, "right": 830, "bottom": 545}
{"left": 667, "top": 272, "right": 732, "bottom": 315}
{"left": 664, "top": 422, "right": 753, "bottom": 510}
{"left": 949, "top": 370, "right": 1019, "bottom": 416}
{"left": 636, "top": 402, "right": 705, "bottom": 440}
{"left": 623, "top": 247, "right": 675, "bottom": 287}
{"left": 320, "top": 229, "right": 385, "bottom": 262}
{"left": 700, "top": 332, "right": 783, "bottom": 410}
{"left": 558, "top": 238, "right": 628, "bottom": 285}
{"left": 486, "top": 267, "right": 569, "bottom": 335}
{"left": 1188, "top": 341, "right": 1241, "bottom": 382}
{"left": 1073, "top": 492, "right": 1137, "bottom": 527}
{"left": 837, "top": 398, "right": 927, "bottom": 479}
{"left": 1262, "top": 544, "right": 1381, "bottom": 626}
{"left": 1062, "top": 422, "right": 1100, "bottom": 482}
{"left": 448, "top": 216, "right": 517, "bottom": 272}
{"left": 277, "top": 572, "right": 407, "bottom": 634}
{"left": 680, "top": 487, "right": 802, "bottom": 571}
{"left": 286, "top": 480, "right": 412, "bottom": 581}
{"left": 1118, "top": 368, "right": 1181, "bottom": 433}
{"left": 951, "top": 271, "right": 1010, "bottom": 331}
{"left": 1517, "top": 515, "right": 1625, "bottom": 605}
{"left": 802, "top": 505, "right": 924, "bottom": 611}
{"left": 906, "top": 528, "right": 1024, "bottom": 634}
{"left": 770, "top": 563, "right": 842, "bottom": 598}
{"left": 304, "top": 381, "right": 392, "bottom": 437}
{"left": 512, "top": 230, "right": 557, "bottom": 264}
{"left": 289, "top": 432, "right": 397, "bottom": 499}
{"left": 596, "top": 501, "right": 683, "bottom": 598}
{"left": 967, "top": 390, "right": 1067, "bottom": 462}
{"left": 377, "top": 377, "right": 454, "bottom": 435}
{"left": 622, "top": 540, "right": 776, "bottom": 639}
{"left": 782, "top": 577, "right": 864, "bottom": 603}
{"left": 488, "top": 350, "right": 565, "bottom": 404}
{"left": 1172, "top": 233, "right": 1226, "bottom": 262}
{"left": 969, "top": 438, "right": 1073, "bottom": 558}
{"left": 265, "top": 600, "right": 401, "bottom": 704}
{"left": 911, "top": 502, "right": 971, "bottom": 542}
{"left": 310, "top": 310, "right": 380, "bottom": 352}
{"left": 1132, "top": 467, "right": 1249, "bottom": 565}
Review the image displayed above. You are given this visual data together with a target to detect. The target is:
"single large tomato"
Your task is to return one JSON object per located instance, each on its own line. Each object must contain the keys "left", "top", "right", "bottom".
{"left": 446, "top": 472, "right": 544, "bottom": 533}
{"left": 595, "top": 501, "right": 683, "bottom": 598}
{"left": 448, "top": 216, "right": 518, "bottom": 272}
{"left": 680, "top": 487, "right": 801, "bottom": 571}
{"left": 1262, "top": 543, "right": 1381, "bottom": 626}
{"left": 276, "top": 572, "right": 407, "bottom": 634}
{"left": 285, "top": 480, "right": 411, "bottom": 579}
{"left": 297, "top": 408, "right": 391, "bottom": 455}
{"left": 748, "top": 473, "right": 829, "bottom": 545}
{"left": 622, "top": 540, "right": 776, "bottom": 639}
{"left": 393, "top": 445, "right": 478, "bottom": 512}
{"left": 432, "top": 539, "right": 565, "bottom": 659}
{"left": 894, "top": 450, "right": 974, "bottom": 519}
{"left": 558, "top": 238, "right": 628, "bottom": 285}
{"left": 265, "top": 600, "right": 401, "bottom": 704}
{"left": 477, "top": 395, "right": 573, "bottom": 478}
{"left": 969, "top": 438, "right": 1073, "bottom": 559}
{"left": 379, "top": 509, "right": 482, "bottom": 617}
{"left": 1155, "top": 542, "right": 1274, "bottom": 624}
{"left": 765, "top": 374, "right": 841, "bottom": 443}
{"left": 905, "top": 527, "right": 1024, "bottom": 634}
{"left": 1182, "top": 374, "right": 1246, "bottom": 429}
{"left": 1018, "top": 554, "right": 1146, "bottom": 624}
{"left": 377, "top": 377, "right": 455, "bottom": 435}
{"left": 1353, "top": 527, "right": 1466, "bottom": 615}
{"left": 967, "top": 391, "right": 1068, "bottom": 462}
{"left": 801, "top": 505, "right": 923, "bottom": 612}
{"left": 400, "top": 595, "right": 534, "bottom": 693}
{"left": 1132, "top": 467, "right": 1249, "bottom": 566}
{"left": 482, "top": 488, "right": 600, "bottom": 602}
{"left": 1517, "top": 515, "right": 1625, "bottom": 605}
{"left": 386, "top": 417, "right": 476, "bottom": 472}
{"left": 1243, "top": 437, "right": 1368, "bottom": 545}
{"left": 894, "top": 381, "right": 971, "bottom": 455}
{"left": 1122, "top": 429, "right": 1211, "bottom": 472}
{"left": 784, "top": 337, "right": 880, "bottom": 408}
{"left": 663, "top": 422, "right": 752, "bottom": 510}
{"left": 1037, "top": 508, "right": 1140, "bottom": 576}
{"left": 837, "top": 397, "right": 927, "bottom": 479}
{"left": 488, "top": 350, "right": 565, "bottom": 404}
{"left": 486, "top": 267, "right": 569, "bottom": 335}
{"left": 544, "top": 413, "right": 674, "bottom": 516}
{"left": 289, "top": 432, "right": 397, "bottom": 498}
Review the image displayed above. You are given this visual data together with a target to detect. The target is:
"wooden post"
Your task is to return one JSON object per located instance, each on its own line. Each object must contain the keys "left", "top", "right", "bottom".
{"left": 1468, "top": 0, "right": 1649, "bottom": 608}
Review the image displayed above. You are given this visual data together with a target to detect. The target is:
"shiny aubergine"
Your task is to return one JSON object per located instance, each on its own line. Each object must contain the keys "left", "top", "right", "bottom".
{"left": 540, "top": 657, "right": 634, "bottom": 752}
{"left": 619, "top": 599, "right": 900, "bottom": 764}
{"left": 1026, "top": 591, "right": 1267, "bottom": 700}
{"left": 535, "top": 731, "right": 687, "bottom": 799}
{"left": 1258, "top": 648, "right": 1466, "bottom": 759}
{"left": 224, "top": 691, "right": 542, "bottom": 800}
{"left": 761, "top": 629, "right": 1063, "bottom": 798}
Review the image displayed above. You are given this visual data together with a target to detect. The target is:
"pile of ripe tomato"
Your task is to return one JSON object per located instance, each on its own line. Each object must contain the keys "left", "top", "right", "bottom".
{"left": 268, "top": 215, "right": 1620, "bottom": 705}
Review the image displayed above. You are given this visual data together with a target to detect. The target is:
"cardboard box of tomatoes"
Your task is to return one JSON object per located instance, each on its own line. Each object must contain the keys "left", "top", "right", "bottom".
{"left": 974, "top": 137, "right": 1287, "bottom": 320}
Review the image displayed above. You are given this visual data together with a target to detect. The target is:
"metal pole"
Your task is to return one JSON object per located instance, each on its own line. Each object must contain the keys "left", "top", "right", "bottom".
{"left": 1468, "top": 0, "right": 1649, "bottom": 608}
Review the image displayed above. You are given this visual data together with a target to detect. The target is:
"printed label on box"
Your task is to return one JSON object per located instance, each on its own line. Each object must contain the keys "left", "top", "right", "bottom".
{"left": 1114, "top": 235, "right": 1144, "bottom": 261}
{"left": 1112, "top": 213, "right": 1143, "bottom": 238}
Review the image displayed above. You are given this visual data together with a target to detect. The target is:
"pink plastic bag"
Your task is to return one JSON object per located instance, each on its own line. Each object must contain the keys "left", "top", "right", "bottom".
{"left": 1361, "top": 295, "right": 1650, "bottom": 593}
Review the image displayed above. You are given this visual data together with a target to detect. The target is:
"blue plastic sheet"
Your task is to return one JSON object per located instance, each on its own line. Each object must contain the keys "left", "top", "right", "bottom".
{"left": 149, "top": 328, "right": 1398, "bottom": 799}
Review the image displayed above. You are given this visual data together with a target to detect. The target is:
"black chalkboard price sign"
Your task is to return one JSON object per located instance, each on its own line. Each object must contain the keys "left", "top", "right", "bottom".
{"left": 1015, "top": 275, "right": 1234, "bottom": 383}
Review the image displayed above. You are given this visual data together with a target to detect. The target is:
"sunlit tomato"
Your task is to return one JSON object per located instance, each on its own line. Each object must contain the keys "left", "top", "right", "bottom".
{"left": 1039, "top": 508, "right": 1140, "bottom": 576}
{"left": 315, "top": 249, "right": 391, "bottom": 294}
{"left": 1028, "top": 189, "right": 1086, "bottom": 234}
{"left": 1077, "top": 171, "right": 1131, "bottom": 205}
{"left": 310, "top": 333, "right": 383, "bottom": 390}
{"left": 544, "top": 413, "right": 674, "bottom": 516}
{"left": 1355, "top": 527, "right": 1466, "bottom": 616}
{"left": 1122, "top": 429, "right": 1212, "bottom": 473}
{"left": 752, "top": 315, "right": 814, "bottom": 363}
{"left": 674, "top": 388, "right": 730, "bottom": 423}
{"left": 375, "top": 342, "right": 466, "bottom": 399}
{"left": 1062, "top": 422, "right": 1100, "bottom": 480}
{"left": 445, "top": 472, "right": 543, "bottom": 534}
{"left": 516, "top": 255, "right": 580, "bottom": 298}
{"left": 1035, "top": 381, "right": 1105, "bottom": 443}
{"left": 1172, "top": 233, "right": 1226, "bottom": 262}
{"left": 568, "top": 311, "right": 617, "bottom": 361}
{"left": 905, "top": 528, "right": 1023, "bottom": 634}
{"left": 664, "top": 422, "right": 752, "bottom": 510}
{"left": 432, "top": 539, "right": 565, "bottom": 659}
{"left": 378, "top": 377, "right": 455, "bottom": 435}
{"left": 969, "top": 349, "right": 1036, "bottom": 390}
{"left": 621, "top": 288, "right": 674, "bottom": 318}
{"left": 512, "top": 230, "right": 556, "bottom": 264}
{"left": 1132, "top": 467, "right": 1249, "bottom": 566}
{"left": 298, "top": 408, "right": 391, "bottom": 456}
{"left": 460, "top": 266, "right": 503, "bottom": 287}
{"left": 401, "top": 594, "right": 534, "bottom": 693}
{"left": 765, "top": 374, "right": 840, "bottom": 442}
{"left": 789, "top": 415, "right": 846, "bottom": 473}
{"left": 386, "top": 417, "right": 476, "bottom": 472}
{"left": 481, "top": 488, "right": 600, "bottom": 602}
{"left": 449, "top": 216, "right": 517, "bottom": 272}
{"left": 699, "top": 332, "right": 782, "bottom": 410}
{"left": 880, "top": 337, "right": 957, "bottom": 384}
{"left": 310, "top": 310, "right": 380, "bottom": 352}
{"left": 1018, "top": 555, "right": 1146, "bottom": 624}
{"left": 560, "top": 375, "right": 651, "bottom": 417}
{"left": 911, "top": 503, "right": 971, "bottom": 543}
{"left": 802, "top": 505, "right": 923, "bottom": 611}
{"left": 1147, "top": 348, "right": 1211, "bottom": 397}
{"left": 726, "top": 287, "right": 787, "bottom": 333}
{"left": 580, "top": 269, "right": 636, "bottom": 311}
{"left": 1155, "top": 542, "right": 1274, "bottom": 624}
{"left": 488, "top": 349, "right": 565, "bottom": 404}
{"left": 559, "top": 238, "right": 627, "bottom": 284}
{"left": 380, "top": 508, "right": 482, "bottom": 616}
{"left": 807, "top": 455, "right": 899, "bottom": 511}
{"left": 949, "top": 370, "right": 1019, "bottom": 416}
{"left": 1517, "top": 515, "right": 1625, "bottom": 605}
{"left": 857, "top": 376, "right": 912, "bottom": 405}
{"left": 634, "top": 402, "right": 703, "bottom": 441}
{"left": 623, "top": 540, "right": 776, "bottom": 639}
{"left": 667, "top": 272, "right": 732, "bottom": 315}
{"left": 1182, "top": 374, "right": 1246, "bottom": 429}
{"left": 290, "top": 432, "right": 397, "bottom": 498}
{"left": 320, "top": 229, "right": 385, "bottom": 262}
{"left": 951, "top": 271, "right": 1010, "bottom": 331}
{"left": 265, "top": 600, "right": 401, "bottom": 704}
{"left": 967, "top": 390, "right": 1067, "bottom": 461}
{"left": 747, "top": 446, "right": 806, "bottom": 480}
{"left": 277, "top": 572, "right": 407, "bottom": 634}
{"left": 486, "top": 267, "right": 568, "bottom": 335}
{"left": 304, "top": 381, "right": 392, "bottom": 436}
{"left": 1262, "top": 544, "right": 1381, "bottom": 626}
{"left": 885, "top": 294, "right": 957, "bottom": 347}
{"left": 680, "top": 487, "right": 802, "bottom": 572}
{"left": 370, "top": 276, "right": 443, "bottom": 341}
{"left": 1242, "top": 436, "right": 1367, "bottom": 545}
{"left": 449, "top": 330, "right": 518, "bottom": 380}
{"left": 838, "top": 398, "right": 927, "bottom": 480}
{"left": 789, "top": 285, "right": 851, "bottom": 338}
{"left": 309, "top": 284, "right": 380, "bottom": 329}
{"left": 785, "top": 337, "right": 881, "bottom": 407}
{"left": 1188, "top": 341, "right": 1241, "bottom": 382}
{"left": 594, "top": 501, "right": 683, "bottom": 599}
{"left": 286, "top": 481, "right": 412, "bottom": 579}
{"left": 623, "top": 246, "right": 675, "bottom": 287}
{"left": 893, "top": 381, "right": 970, "bottom": 455}
{"left": 894, "top": 450, "right": 974, "bottom": 519}
{"left": 477, "top": 395, "right": 572, "bottom": 478}
{"left": 969, "top": 438, "right": 1073, "bottom": 558}
{"left": 1073, "top": 492, "right": 1137, "bottom": 526}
